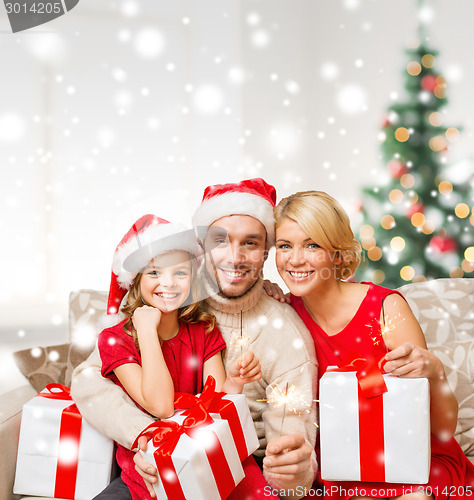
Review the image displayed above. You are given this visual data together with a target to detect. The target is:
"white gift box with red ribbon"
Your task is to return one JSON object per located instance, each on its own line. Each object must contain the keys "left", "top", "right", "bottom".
{"left": 137, "top": 407, "right": 244, "bottom": 500}
{"left": 13, "top": 384, "right": 114, "bottom": 500}
{"left": 320, "top": 370, "right": 431, "bottom": 484}
{"left": 174, "top": 376, "right": 259, "bottom": 461}
{"left": 208, "top": 392, "right": 259, "bottom": 459}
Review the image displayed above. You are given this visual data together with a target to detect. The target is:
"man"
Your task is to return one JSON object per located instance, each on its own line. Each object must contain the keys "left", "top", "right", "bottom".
{"left": 72, "top": 178, "right": 318, "bottom": 499}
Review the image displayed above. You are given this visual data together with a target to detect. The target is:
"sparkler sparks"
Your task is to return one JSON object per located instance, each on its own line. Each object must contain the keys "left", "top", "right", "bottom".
{"left": 258, "top": 382, "right": 311, "bottom": 436}
{"left": 230, "top": 310, "right": 251, "bottom": 358}
{"left": 259, "top": 383, "right": 310, "bottom": 412}
{"left": 380, "top": 314, "right": 398, "bottom": 339}
{"left": 366, "top": 312, "right": 404, "bottom": 349}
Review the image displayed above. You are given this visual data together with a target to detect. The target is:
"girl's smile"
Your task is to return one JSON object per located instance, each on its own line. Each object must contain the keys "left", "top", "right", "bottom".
{"left": 140, "top": 250, "right": 192, "bottom": 312}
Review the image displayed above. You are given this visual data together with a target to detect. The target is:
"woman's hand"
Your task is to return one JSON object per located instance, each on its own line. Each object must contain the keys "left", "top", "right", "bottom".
{"left": 132, "top": 305, "right": 162, "bottom": 333}
{"left": 383, "top": 342, "right": 444, "bottom": 380}
{"left": 223, "top": 351, "right": 261, "bottom": 393}
{"left": 383, "top": 341, "right": 458, "bottom": 440}
{"left": 263, "top": 279, "right": 290, "bottom": 304}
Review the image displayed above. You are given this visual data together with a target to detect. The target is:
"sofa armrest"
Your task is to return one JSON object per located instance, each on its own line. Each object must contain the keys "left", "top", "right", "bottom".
{"left": 0, "top": 384, "right": 37, "bottom": 500}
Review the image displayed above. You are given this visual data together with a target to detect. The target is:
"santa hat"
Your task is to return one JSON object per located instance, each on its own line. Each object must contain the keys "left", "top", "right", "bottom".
{"left": 107, "top": 214, "right": 200, "bottom": 318}
{"left": 192, "top": 178, "right": 277, "bottom": 248}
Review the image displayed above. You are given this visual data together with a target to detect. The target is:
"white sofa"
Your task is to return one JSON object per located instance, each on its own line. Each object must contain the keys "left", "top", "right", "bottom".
{"left": 2, "top": 278, "right": 474, "bottom": 499}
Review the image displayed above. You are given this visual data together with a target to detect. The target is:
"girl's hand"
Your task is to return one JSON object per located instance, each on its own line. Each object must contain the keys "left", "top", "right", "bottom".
{"left": 263, "top": 280, "right": 290, "bottom": 304}
{"left": 383, "top": 342, "right": 444, "bottom": 380}
{"left": 132, "top": 305, "right": 162, "bottom": 333}
{"left": 226, "top": 351, "right": 262, "bottom": 389}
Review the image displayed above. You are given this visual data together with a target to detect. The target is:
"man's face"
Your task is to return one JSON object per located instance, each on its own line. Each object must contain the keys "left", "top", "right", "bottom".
{"left": 203, "top": 215, "right": 267, "bottom": 298}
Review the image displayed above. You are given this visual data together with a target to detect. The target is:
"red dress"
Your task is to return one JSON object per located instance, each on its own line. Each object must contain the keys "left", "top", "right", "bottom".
{"left": 291, "top": 282, "right": 474, "bottom": 500}
{"left": 98, "top": 320, "right": 277, "bottom": 500}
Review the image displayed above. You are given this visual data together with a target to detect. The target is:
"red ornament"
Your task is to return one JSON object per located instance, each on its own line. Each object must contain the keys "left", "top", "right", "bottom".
{"left": 381, "top": 115, "right": 391, "bottom": 127}
{"left": 388, "top": 160, "right": 408, "bottom": 178}
{"left": 406, "top": 202, "right": 425, "bottom": 219}
{"left": 421, "top": 74, "right": 437, "bottom": 92}
{"left": 429, "top": 235, "right": 458, "bottom": 253}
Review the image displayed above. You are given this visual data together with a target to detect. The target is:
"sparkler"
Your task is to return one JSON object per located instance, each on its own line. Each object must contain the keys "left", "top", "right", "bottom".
{"left": 259, "top": 382, "right": 310, "bottom": 437}
{"left": 230, "top": 310, "right": 250, "bottom": 359}
{"left": 240, "top": 310, "right": 243, "bottom": 361}
{"left": 366, "top": 306, "right": 403, "bottom": 351}
{"left": 279, "top": 383, "right": 289, "bottom": 436}
{"left": 379, "top": 314, "right": 399, "bottom": 339}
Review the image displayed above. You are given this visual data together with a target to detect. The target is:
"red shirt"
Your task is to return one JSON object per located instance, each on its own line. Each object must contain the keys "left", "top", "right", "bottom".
{"left": 98, "top": 319, "right": 226, "bottom": 500}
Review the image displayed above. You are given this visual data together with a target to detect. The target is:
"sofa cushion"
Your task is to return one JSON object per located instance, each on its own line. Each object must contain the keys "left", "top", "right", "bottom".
{"left": 12, "top": 344, "right": 70, "bottom": 392}
{"left": 66, "top": 289, "right": 109, "bottom": 383}
{"left": 398, "top": 278, "right": 474, "bottom": 346}
{"left": 398, "top": 278, "right": 474, "bottom": 460}
{"left": 430, "top": 340, "right": 474, "bottom": 457}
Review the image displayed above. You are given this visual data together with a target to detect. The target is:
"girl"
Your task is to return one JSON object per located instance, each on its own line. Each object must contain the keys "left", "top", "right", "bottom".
{"left": 267, "top": 191, "right": 474, "bottom": 500}
{"left": 97, "top": 214, "right": 262, "bottom": 500}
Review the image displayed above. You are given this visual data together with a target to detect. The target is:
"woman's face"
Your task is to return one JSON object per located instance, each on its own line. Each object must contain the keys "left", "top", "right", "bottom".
{"left": 140, "top": 250, "right": 192, "bottom": 313}
{"left": 275, "top": 218, "right": 340, "bottom": 297}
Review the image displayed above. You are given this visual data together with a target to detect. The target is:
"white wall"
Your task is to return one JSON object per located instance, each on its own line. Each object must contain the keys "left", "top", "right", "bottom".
{"left": 1, "top": 0, "right": 473, "bottom": 356}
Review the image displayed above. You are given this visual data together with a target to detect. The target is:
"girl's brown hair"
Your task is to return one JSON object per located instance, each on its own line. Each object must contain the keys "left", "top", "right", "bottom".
{"left": 121, "top": 254, "right": 216, "bottom": 351}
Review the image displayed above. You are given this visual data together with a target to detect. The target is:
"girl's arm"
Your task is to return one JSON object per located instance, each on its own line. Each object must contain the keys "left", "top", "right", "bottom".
{"left": 382, "top": 293, "right": 458, "bottom": 441}
{"left": 203, "top": 351, "right": 262, "bottom": 394}
{"left": 114, "top": 306, "right": 174, "bottom": 419}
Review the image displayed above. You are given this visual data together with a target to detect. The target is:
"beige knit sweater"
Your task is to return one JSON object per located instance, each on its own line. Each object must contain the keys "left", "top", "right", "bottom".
{"left": 72, "top": 275, "right": 318, "bottom": 498}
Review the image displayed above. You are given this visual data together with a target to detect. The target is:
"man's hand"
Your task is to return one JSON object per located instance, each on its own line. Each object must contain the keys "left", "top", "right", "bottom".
{"left": 263, "top": 434, "right": 314, "bottom": 487}
{"left": 133, "top": 436, "right": 158, "bottom": 498}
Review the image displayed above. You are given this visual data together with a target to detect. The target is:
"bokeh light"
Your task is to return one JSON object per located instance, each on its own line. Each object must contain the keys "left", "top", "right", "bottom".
{"left": 421, "top": 54, "right": 435, "bottom": 68}
{"left": 407, "top": 61, "right": 422, "bottom": 76}
{"left": 390, "top": 236, "right": 406, "bottom": 252}
{"left": 395, "top": 127, "right": 410, "bottom": 142}
{"left": 400, "top": 266, "right": 415, "bottom": 281}
{"left": 411, "top": 213, "right": 425, "bottom": 227}
{"left": 380, "top": 215, "right": 395, "bottom": 230}
{"left": 438, "top": 181, "right": 453, "bottom": 195}
{"left": 455, "top": 203, "right": 470, "bottom": 219}
{"left": 389, "top": 189, "right": 404, "bottom": 204}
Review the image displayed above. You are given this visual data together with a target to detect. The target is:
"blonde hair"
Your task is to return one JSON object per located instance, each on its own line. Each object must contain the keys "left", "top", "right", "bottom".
{"left": 121, "top": 254, "right": 216, "bottom": 351}
{"left": 274, "top": 191, "right": 362, "bottom": 279}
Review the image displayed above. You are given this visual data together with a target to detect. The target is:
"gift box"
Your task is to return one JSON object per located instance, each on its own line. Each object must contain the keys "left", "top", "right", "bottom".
{"left": 136, "top": 403, "right": 244, "bottom": 500}
{"left": 319, "top": 366, "right": 431, "bottom": 484}
{"left": 14, "top": 383, "right": 114, "bottom": 500}
{"left": 174, "top": 376, "right": 259, "bottom": 460}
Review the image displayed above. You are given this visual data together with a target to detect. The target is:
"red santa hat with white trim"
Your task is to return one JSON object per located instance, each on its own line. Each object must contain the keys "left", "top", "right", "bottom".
{"left": 192, "top": 178, "right": 277, "bottom": 248}
{"left": 107, "top": 214, "right": 200, "bottom": 319}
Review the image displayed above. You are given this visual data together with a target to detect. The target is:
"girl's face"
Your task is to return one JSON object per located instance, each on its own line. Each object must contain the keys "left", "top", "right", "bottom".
{"left": 140, "top": 250, "right": 192, "bottom": 313}
{"left": 275, "top": 218, "right": 341, "bottom": 297}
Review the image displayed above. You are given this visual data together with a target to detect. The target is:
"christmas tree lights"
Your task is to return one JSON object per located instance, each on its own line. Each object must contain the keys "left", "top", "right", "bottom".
{"left": 356, "top": 8, "right": 474, "bottom": 287}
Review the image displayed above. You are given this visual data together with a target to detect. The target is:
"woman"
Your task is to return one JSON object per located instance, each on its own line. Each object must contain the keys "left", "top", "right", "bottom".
{"left": 271, "top": 190, "right": 474, "bottom": 500}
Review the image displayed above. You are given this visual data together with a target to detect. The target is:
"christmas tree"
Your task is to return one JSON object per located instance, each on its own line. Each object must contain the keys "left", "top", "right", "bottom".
{"left": 356, "top": 14, "right": 474, "bottom": 288}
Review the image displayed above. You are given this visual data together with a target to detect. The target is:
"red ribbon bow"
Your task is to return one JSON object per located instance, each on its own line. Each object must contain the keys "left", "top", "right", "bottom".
{"left": 37, "top": 383, "right": 82, "bottom": 499}
{"left": 133, "top": 403, "right": 236, "bottom": 499}
{"left": 174, "top": 376, "right": 249, "bottom": 460}
{"left": 328, "top": 350, "right": 388, "bottom": 398}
